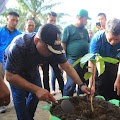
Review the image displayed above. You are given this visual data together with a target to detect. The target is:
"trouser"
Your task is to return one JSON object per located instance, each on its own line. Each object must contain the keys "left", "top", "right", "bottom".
{"left": 63, "top": 59, "right": 88, "bottom": 96}
{"left": 41, "top": 62, "right": 64, "bottom": 95}
{"left": 0, "top": 62, "right": 4, "bottom": 79}
{"left": 10, "top": 77, "right": 42, "bottom": 120}
{"left": 95, "top": 63, "right": 119, "bottom": 100}
{"left": 41, "top": 63, "right": 50, "bottom": 91}
{"left": 51, "top": 65, "right": 64, "bottom": 93}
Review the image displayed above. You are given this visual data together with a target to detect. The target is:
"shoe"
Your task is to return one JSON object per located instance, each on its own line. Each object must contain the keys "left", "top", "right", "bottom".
{"left": 0, "top": 106, "right": 6, "bottom": 113}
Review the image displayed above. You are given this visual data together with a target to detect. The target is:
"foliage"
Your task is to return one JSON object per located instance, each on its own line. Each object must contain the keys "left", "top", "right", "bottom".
{"left": 72, "top": 53, "right": 119, "bottom": 80}
{"left": 72, "top": 53, "right": 119, "bottom": 112}
{"left": 0, "top": 0, "right": 70, "bottom": 31}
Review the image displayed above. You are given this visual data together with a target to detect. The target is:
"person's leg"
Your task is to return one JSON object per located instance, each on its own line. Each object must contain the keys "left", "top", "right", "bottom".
{"left": 41, "top": 63, "right": 50, "bottom": 91}
{"left": 77, "top": 63, "right": 88, "bottom": 95}
{"left": 51, "top": 66, "right": 56, "bottom": 95}
{"left": 26, "top": 70, "right": 42, "bottom": 120}
{"left": 50, "top": 63, "right": 64, "bottom": 95}
{"left": 63, "top": 59, "right": 77, "bottom": 96}
{"left": 10, "top": 69, "right": 42, "bottom": 120}
{"left": 10, "top": 84, "right": 31, "bottom": 120}
{"left": 98, "top": 63, "right": 119, "bottom": 100}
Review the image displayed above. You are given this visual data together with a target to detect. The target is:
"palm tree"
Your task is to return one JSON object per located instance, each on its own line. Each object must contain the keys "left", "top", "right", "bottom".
{"left": 0, "top": 0, "right": 69, "bottom": 31}
{"left": 16, "top": 0, "right": 69, "bottom": 31}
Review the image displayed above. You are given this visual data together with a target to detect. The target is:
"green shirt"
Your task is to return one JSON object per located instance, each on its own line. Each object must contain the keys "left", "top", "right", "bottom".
{"left": 62, "top": 24, "right": 89, "bottom": 60}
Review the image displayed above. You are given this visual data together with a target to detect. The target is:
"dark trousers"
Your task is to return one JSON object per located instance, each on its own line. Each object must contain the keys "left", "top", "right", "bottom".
{"left": 41, "top": 62, "right": 64, "bottom": 95}
{"left": 95, "top": 63, "right": 119, "bottom": 100}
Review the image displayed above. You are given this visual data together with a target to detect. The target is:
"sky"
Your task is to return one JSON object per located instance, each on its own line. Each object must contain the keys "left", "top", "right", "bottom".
{"left": 6, "top": 0, "right": 120, "bottom": 28}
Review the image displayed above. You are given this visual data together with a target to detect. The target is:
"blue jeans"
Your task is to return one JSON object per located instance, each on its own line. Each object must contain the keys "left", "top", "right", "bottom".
{"left": 10, "top": 75, "right": 42, "bottom": 120}
{"left": 63, "top": 59, "right": 88, "bottom": 96}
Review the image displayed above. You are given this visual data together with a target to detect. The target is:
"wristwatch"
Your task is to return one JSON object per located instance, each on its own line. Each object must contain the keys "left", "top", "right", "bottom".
{"left": 79, "top": 83, "right": 86, "bottom": 89}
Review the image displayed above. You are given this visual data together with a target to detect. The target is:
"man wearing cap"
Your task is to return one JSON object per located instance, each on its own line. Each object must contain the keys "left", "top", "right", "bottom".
{"left": 62, "top": 9, "right": 91, "bottom": 96}
{"left": 4, "top": 24, "right": 90, "bottom": 120}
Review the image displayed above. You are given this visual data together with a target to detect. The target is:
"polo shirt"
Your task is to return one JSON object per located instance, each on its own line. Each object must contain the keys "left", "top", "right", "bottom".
{"left": 0, "top": 26, "right": 22, "bottom": 62}
{"left": 62, "top": 24, "right": 90, "bottom": 60}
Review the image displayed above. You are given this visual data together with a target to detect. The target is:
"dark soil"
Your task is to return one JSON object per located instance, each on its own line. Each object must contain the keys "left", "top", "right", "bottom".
{"left": 50, "top": 96, "right": 120, "bottom": 120}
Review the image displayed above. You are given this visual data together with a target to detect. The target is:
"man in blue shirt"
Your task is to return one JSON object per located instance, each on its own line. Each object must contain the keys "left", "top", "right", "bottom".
{"left": 0, "top": 11, "right": 21, "bottom": 78}
{"left": 0, "top": 11, "right": 21, "bottom": 113}
{"left": 4, "top": 24, "right": 90, "bottom": 120}
{"left": 89, "top": 18, "right": 120, "bottom": 100}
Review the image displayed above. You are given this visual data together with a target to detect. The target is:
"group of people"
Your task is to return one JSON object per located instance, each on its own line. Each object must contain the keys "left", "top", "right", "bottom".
{"left": 1, "top": 8, "right": 120, "bottom": 120}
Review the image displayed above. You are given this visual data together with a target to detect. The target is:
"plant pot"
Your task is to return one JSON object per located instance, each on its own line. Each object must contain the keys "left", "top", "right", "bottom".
{"left": 42, "top": 95, "right": 120, "bottom": 120}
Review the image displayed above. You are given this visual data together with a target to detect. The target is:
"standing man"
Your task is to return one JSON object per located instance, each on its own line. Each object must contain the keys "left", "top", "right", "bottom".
{"left": 4, "top": 24, "right": 90, "bottom": 120}
{"left": 41, "top": 12, "right": 64, "bottom": 95}
{"left": 62, "top": 9, "right": 91, "bottom": 96}
{"left": 0, "top": 11, "right": 21, "bottom": 113}
{"left": 89, "top": 18, "right": 120, "bottom": 100}
{"left": 96, "top": 13, "right": 107, "bottom": 31}
{"left": 24, "top": 19, "right": 35, "bottom": 33}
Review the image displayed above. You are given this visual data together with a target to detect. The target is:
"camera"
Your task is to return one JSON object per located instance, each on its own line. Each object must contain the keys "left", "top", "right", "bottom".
{"left": 96, "top": 22, "right": 101, "bottom": 27}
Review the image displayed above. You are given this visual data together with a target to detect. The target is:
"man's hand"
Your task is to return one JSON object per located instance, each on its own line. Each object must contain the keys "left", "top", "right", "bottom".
{"left": 80, "top": 85, "right": 90, "bottom": 95}
{"left": 35, "top": 88, "right": 56, "bottom": 102}
{"left": 0, "top": 80, "right": 10, "bottom": 106}
{"left": 114, "top": 78, "right": 120, "bottom": 96}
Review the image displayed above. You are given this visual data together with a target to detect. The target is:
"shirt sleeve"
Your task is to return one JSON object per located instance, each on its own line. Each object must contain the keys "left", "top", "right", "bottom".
{"left": 49, "top": 53, "right": 67, "bottom": 64}
{"left": 61, "top": 26, "right": 69, "bottom": 43}
{"left": 89, "top": 32, "right": 102, "bottom": 58}
{"left": 5, "top": 42, "right": 25, "bottom": 74}
{"left": 89, "top": 32, "right": 101, "bottom": 54}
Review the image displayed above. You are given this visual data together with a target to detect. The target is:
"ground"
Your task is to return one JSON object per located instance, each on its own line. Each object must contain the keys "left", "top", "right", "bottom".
{"left": 0, "top": 93, "right": 62, "bottom": 120}
{"left": 0, "top": 68, "right": 66, "bottom": 120}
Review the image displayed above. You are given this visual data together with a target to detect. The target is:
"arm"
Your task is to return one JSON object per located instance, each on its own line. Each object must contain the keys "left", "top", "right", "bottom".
{"left": 88, "top": 61, "right": 96, "bottom": 95}
{"left": 61, "top": 43, "right": 66, "bottom": 51}
{"left": 60, "top": 61, "right": 90, "bottom": 94}
{"left": 0, "top": 76, "right": 10, "bottom": 106}
{"left": 114, "top": 62, "right": 120, "bottom": 96}
{"left": 5, "top": 70, "right": 56, "bottom": 102}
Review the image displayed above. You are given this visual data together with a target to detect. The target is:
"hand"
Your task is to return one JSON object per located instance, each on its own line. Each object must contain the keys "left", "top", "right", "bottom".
{"left": 0, "top": 81, "right": 10, "bottom": 106}
{"left": 114, "top": 79, "right": 120, "bottom": 96}
{"left": 35, "top": 88, "right": 56, "bottom": 102}
{"left": 81, "top": 85, "right": 90, "bottom": 95}
{"left": 90, "top": 87, "right": 95, "bottom": 97}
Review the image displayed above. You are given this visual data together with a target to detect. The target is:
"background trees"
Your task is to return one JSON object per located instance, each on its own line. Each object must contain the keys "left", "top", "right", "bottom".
{"left": 0, "top": 0, "right": 69, "bottom": 31}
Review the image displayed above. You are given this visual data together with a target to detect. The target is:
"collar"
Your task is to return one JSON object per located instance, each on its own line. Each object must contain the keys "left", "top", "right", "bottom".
{"left": 5, "top": 25, "right": 17, "bottom": 32}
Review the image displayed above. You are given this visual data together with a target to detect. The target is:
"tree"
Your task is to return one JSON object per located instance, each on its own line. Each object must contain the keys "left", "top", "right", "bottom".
{"left": 0, "top": 0, "right": 70, "bottom": 31}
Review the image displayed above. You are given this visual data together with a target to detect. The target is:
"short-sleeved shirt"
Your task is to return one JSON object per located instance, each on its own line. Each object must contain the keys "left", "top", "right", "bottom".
{"left": 0, "top": 26, "right": 22, "bottom": 62}
{"left": 5, "top": 33, "right": 67, "bottom": 82}
{"left": 61, "top": 24, "right": 90, "bottom": 60}
{"left": 89, "top": 30, "right": 120, "bottom": 58}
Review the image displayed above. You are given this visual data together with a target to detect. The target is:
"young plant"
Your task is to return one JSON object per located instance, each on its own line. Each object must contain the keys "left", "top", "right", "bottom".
{"left": 72, "top": 53, "right": 119, "bottom": 112}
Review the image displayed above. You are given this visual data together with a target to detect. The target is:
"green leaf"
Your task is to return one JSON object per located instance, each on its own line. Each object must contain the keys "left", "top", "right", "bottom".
{"left": 80, "top": 63, "right": 85, "bottom": 69}
{"left": 86, "top": 66, "right": 91, "bottom": 69}
{"left": 99, "top": 57, "right": 119, "bottom": 64}
{"left": 84, "top": 72, "right": 93, "bottom": 80}
{"left": 80, "top": 53, "right": 95, "bottom": 64}
{"left": 96, "top": 56, "right": 105, "bottom": 76}
{"left": 71, "top": 58, "right": 81, "bottom": 68}
{"left": 90, "top": 59, "right": 97, "bottom": 65}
